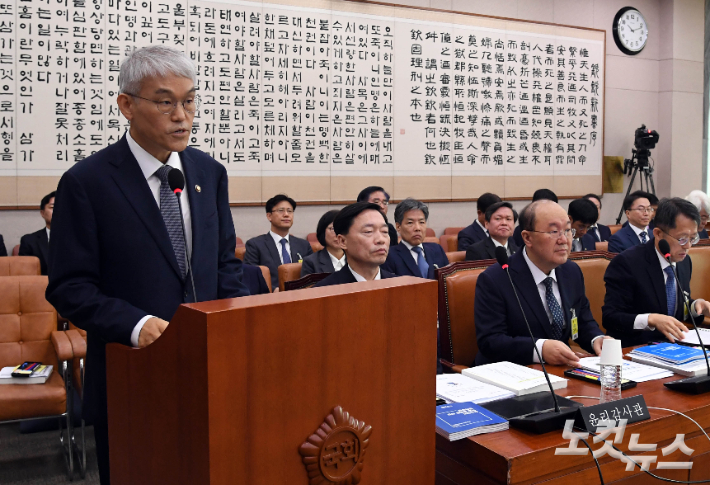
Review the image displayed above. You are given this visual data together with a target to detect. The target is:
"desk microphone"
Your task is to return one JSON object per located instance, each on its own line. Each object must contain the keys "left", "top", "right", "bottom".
{"left": 168, "top": 168, "right": 197, "bottom": 303}
{"left": 491, "top": 246, "right": 579, "bottom": 433}
{"left": 658, "top": 239, "right": 710, "bottom": 394}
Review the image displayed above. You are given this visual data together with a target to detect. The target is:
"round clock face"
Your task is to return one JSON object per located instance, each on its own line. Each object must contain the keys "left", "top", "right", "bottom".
{"left": 613, "top": 7, "right": 648, "bottom": 54}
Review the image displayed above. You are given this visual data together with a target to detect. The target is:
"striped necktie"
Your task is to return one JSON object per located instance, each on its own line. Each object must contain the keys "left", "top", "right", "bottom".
{"left": 156, "top": 165, "right": 186, "bottom": 279}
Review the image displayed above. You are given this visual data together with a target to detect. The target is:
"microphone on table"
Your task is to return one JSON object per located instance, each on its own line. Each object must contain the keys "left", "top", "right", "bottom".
{"left": 488, "top": 246, "right": 579, "bottom": 433}
{"left": 167, "top": 168, "right": 197, "bottom": 303}
{"left": 658, "top": 239, "right": 710, "bottom": 394}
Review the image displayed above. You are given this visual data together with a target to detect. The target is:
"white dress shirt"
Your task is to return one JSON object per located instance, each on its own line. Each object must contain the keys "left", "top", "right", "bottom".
{"left": 523, "top": 249, "right": 602, "bottom": 362}
{"left": 349, "top": 266, "right": 381, "bottom": 281}
{"left": 269, "top": 231, "right": 291, "bottom": 264}
{"left": 402, "top": 240, "right": 426, "bottom": 264}
{"left": 634, "top": 248, "right": 703, "bottom": 331}
{"left": 476, "top": 219, "right": 488, "bottom": 236}
{"left": 629, "top": 223, "right": 649, "bottom": 243}
{"left": 46, "top": 228, "right": 50, "bottom": 242}
{"left": 127, "top": 130, "right": 193, "bottom": 348}
{"left": 327, "top": 250, "right": 346, "bottom": 271}
{"left": 491, "top": 237, "right": 510, "bottom": 255}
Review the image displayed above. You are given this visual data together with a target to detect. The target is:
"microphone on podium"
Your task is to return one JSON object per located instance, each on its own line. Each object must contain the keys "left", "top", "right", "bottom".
{"left": 658, "top": 239, "right": 710, "bottom": 394}
{"left": 167, "top": 168, "right": 198, "bottom": 303}
{"left": 490, "top": 246, "right": 579, "bottom": 433}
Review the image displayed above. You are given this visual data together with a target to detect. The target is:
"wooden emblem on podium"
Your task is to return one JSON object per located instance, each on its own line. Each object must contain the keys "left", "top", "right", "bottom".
{"left": 299, "top": 406, "right": 372, "bottom": 484}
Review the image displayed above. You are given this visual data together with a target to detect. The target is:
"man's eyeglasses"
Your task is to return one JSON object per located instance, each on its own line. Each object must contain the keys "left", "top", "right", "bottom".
{"left": 529, "top": 228, "right": 576, "bottom": 239}
{"left": 628, "top": 206, "right": 655, "bottom": 214}
{"left": 271, "top": 208, "right": 294, "bottom": 215}
{"left": 127, "top": 93, "right": 201, "bottom": 115}
{"left": 660, "top": 229, "right": 700, "bottom": 246}
{"left": 370, "top": 199, "right": 389, "bottom": 206}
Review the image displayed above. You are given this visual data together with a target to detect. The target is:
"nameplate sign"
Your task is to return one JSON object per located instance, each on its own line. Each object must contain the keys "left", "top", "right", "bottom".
{"left": 574, "top": 395, "right": 650, "bottom": 433}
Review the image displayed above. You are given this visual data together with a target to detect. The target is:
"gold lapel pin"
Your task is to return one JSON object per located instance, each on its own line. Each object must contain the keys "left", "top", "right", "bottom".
{"left": 195, "top": 185, "right": 201, "bottom": 193}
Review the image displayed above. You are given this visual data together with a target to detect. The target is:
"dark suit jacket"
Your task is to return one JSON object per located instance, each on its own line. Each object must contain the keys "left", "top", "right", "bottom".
{"left": 381, "top": 242, "right": 449, "bottom": 279}
{"left": 45, "top": 135, "right": 249, "bottom": 423}
{"left": 0, "top": 234, "right": 6, "bottom": 257}
{"left": 582, "top": 224, "right": 612, "bottom": 247}
{"left": 608, "top": 223, "right": 652, "bottom": 253}
{"left": 313, "top": 264, "right": 396, "bottom": 287}
{"left": 19, "top": 228, "right": 50, "bottom": 275}
{"left": 474, "top": 250, "right": 603, "bottom": 366}
{"left": 301, "top": 248, "right": 339, "bottom": 277}
{"left": 700, "top": 229, "right": 708, "bottom": 240}
{"left": 572, "top": 236, "right": 596, "bottom": 252}
{"left": 388, "top": 223, "right": 398, "bottom": 248}
{"left": 512, "top": 224, "right": 524, "bottom": 248}
{"left": 457, "top": 221, "right": 487, "bottom": 251}
{"left": 244, "top": 233, "right": 313, "bottom": 290}
{"left": 465, "top": 236, "right": 519, "bottom": 262}
{"left": 242, "top": 264, "right": 270, "bottom": 295}
{"left": 602, "top": 240, "right": 702, "bottom": 347}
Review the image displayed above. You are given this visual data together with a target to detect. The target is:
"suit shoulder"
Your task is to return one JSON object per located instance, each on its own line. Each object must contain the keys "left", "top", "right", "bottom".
{"left": 246, "top": 234, "right": 268, "bottom": 247}
{"left": 183, "top": 146, "right": 225, "bottom": 172}
{"left": 382, "top": 269, "right": 397, "bottom": 279}
{"left": 64, "top": 140, "right": 124, "bottom": 180}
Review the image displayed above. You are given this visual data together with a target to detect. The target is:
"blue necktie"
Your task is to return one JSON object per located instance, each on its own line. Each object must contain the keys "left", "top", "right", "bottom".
{"left": 280, "top": 238, "right": 291, "bottom": 264}
{"left": 664, "top": 266, "right": 677, "bottom": 317}
{"left": 412, "top": 246, "right": 429, "bottom": 279}
{"left": 156, "top": 165, "right": 186, "bottom": 279}
{"left": 543, "top": 277, "right": 565, "bottom": 340}
{"left": 640, "top": 231, "right": 648, "bottom": 244}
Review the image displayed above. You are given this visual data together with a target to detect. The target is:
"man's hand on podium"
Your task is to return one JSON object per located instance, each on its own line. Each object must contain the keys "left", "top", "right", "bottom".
{"left": 138, "top": 317, "right": 169, "bottom": 348}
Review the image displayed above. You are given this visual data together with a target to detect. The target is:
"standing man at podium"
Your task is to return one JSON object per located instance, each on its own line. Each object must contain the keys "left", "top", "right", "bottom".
{"left": 46, "top": 46, "right": 249, "bottom": 484}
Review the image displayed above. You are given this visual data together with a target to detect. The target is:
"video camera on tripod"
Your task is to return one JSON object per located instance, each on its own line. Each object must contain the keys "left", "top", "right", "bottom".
{"left": 616, "top": 125, "right": 660, "bottom": 224}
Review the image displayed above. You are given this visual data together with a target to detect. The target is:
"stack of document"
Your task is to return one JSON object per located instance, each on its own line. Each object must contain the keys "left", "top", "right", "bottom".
{"left": 0, "top": 365, "right": 53, "bottom": 384}
{"left": 681, "top": 328, "right": 710, "bottom": 346}
{"left": 628, "top": 343, "right": 710, "bottom": 377}
{"left": 435, "top": 402, "right": 508, "bottom": 441}
{"left": 577, "top": 356, "right": 673, "bottom": 382}
{"left": 462, "top": 361, "right": 567, "bottom": 396}
{"left": 436, "top": 373, "right": 515, "bottom": 405}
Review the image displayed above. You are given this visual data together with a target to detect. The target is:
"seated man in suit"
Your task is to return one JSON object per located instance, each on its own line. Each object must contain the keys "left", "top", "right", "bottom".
{"left": 512, "top": 188, "right": 558, "bottom": 248}
{"left": 457, "top": 192, "right": 501, "bottom": 251}
{"left": 581, "top": 193, "right": 611, "bottom": 246}
{"left": 244, "top": 194, "right": 313, "bottom": 291}
{"left": 0, "top": 234, "right": 6, "bottom": 256}
{"left": 603, "top": 198, "right": 710, "bottom": 347}
{"left": 382, "top": 198, "right": 448, "bottom": 278}
{"left": 357, "top": 186, "right": 398, "bottom": 248}
{"left": 242, "top": 264, "right": 271, "bottom": 295}
{"left": 568, "top": 198, "right": 598, "bottom": 252}
{"left": 301, "top": 209, "right": 345, "bottom": 277}
{"left": 314, "top": 202, "right": 395, "bottom": 287}
{"left": 19, "top": 191, "right": 55, "bottom": 275}
{"left": 465, "top": 201, "right": 519, "bottom": 261}
{"left": 474, "top": 199, "right": 609, "bottom": 366}
{"left": 608, "top": 191, "right": 653, "bottom": 253}
{"left": 686, "top": 190, "right": 709, "bottom": 239}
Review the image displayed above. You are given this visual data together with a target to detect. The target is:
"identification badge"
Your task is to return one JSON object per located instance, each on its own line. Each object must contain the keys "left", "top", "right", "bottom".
{"left": 571, "top": 308, "right": 579, "bottom": 340}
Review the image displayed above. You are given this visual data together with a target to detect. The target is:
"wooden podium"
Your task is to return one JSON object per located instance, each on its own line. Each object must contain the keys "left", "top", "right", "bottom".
{"left": 106, "top": 277, "right": 437, "bottom": 484}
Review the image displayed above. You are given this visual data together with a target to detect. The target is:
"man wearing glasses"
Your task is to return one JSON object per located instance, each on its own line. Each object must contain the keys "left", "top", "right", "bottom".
{"left": 608, "top": 191, "right": 655, "bottom": 253}
{"left": 244, "top": 194, "right": 313, "bottom": 291}
{"left": 46, "top": 46, "right": 249, "bottom": 483}
{"left": 603, "top": 198, "right": 710, "bottom": 347}
{"left": 473, "top": 200, "right": 609, "bottom": 366}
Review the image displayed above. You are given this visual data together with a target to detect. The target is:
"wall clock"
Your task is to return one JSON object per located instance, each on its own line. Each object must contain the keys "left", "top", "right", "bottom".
{"left": 613, "top": 7, "right": 648, "bottom": 55}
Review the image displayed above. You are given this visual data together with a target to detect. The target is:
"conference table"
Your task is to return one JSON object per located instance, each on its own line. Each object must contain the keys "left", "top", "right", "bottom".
{"left": 436, "top": 350, "right": 710, "bottom": 485}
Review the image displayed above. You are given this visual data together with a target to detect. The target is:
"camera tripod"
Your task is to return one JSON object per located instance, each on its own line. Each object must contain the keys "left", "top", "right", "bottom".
{"left": 615, "top": 161, "right": 656, "bottom": 224}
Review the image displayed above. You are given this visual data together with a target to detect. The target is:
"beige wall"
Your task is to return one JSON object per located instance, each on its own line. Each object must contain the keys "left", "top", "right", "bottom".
{"left": 0, "top": 0, "right": 705, "bottom": 250}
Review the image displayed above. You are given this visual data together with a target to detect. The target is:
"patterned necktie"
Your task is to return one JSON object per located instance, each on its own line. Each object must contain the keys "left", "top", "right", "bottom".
{"left": 280, "top": 238, "right": 291, "bottom": 264}
{"left": 664, "top": 266, "right": 677, "bottom": 317}
{"left": 543, "top": 277, "right": 565, "bottom": 340}
{"left": 412, "top": 246, "right": 429, "bottom": 279}
{"left": 640, "top": 231, "right": 648, "bottom": 244}
{"left": 156, "top": 165, "right": 186, "bottom": 279}
{"left": 572, "top": 239, "right": 581, "bottom": 252}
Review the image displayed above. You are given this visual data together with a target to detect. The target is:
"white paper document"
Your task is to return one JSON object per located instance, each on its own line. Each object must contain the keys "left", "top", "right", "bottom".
{"left": 436, "top": 374, "right": 515, "bottom": 404}
{"left": 462, "top": 361, "right": 567, "bottom": 396}
{"left": 577, "top": 357, "right": 673, "bottom": 382}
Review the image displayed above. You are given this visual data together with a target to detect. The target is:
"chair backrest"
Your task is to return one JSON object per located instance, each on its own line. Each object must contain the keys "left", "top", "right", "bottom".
{"left": 12, "top": 245, "right": 20, "bottom": 256}
{"left": 284, "top": 272, "right": 330, "bottom": 291}
{"left": 309, "top": 242, "right": 324, "bottom": 253}
{"left": 425, "top": 227, "right": 435, "bottom": 237}
{"left": 608, "top": 224, "right": 622, "bottom": 235}
{"left": 439, "top": 234, "right": 458, "bottom": 253}
{"left": 0, "top": 256, "right": 41, "bottom": 276}
{"left": 306, "top": 233, "right": 318, "bottom": 243}
{"left": 595, "top": 241, "right": 609, "bottom": 251}
{"left": 445, "top": 251, "right": 466, "bottom": 263}
{"left": 443, "top": 227, "right": 464, "bottom": 236}
{"left": 235, "top": 246, "right": 246, "bottom": 261}
{"left": 423, "top": 236, "right": 439, "bottom": 245}
{"left": 259, "top": 266, "right": 272, "bottom": 293}
{"left": 688, "top": 246, "right": 710, "bottom": 301}
{"left": 0, "top": 276, "right": 58, "bottom": 369}
{"left": 278, "top": 262, "right": 303, "bottom": 291}
{"left": 235, "top": 237, "right": 244, "bottom": 247}
{"left": 437, "top": 260, "right": 496, "bottom": 367}
{"left": 569, "top": 254, "right": 613, "bottom": 334}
